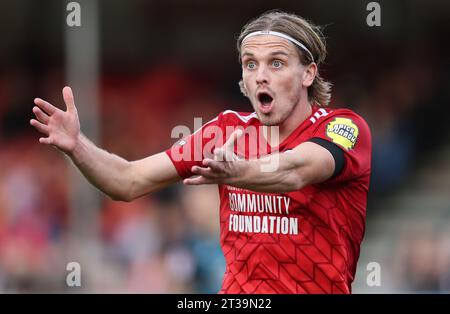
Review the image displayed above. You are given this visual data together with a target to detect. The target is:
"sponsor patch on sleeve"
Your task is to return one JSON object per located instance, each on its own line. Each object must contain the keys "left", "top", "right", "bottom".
{"left": 326, "top": 117, "right": 359, "bottom": 150}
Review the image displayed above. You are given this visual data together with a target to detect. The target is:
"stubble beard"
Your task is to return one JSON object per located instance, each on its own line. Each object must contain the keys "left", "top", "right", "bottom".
{"left": 255, "top": 99, "right": 299, "bottom": 127}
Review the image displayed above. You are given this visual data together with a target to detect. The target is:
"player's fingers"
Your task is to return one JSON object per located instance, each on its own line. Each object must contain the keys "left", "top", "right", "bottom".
{"left": 191, "top": 165, "right": 220, "bottom": 178}
{"left": 222, "top": 129, "right": 244, "bottom": 151}
{"left": 217, "top": 129, "right": 244, "bottom": 161}
{"left": 34, "top": 98, "right": 57, "bottom": 115}
{"left": 183, "top": 176, "right": 215, "bottom": 186}
{"left": 213, "top": 147, "right": 225, "bottom": 161}
{"left": 39, "top": 137, "right": 53, "bottom": 145}
{"left": 213, "top": 147, "right": 238, "bottom": 162}
{"left": 32, "top": 106, "right": 50, "bottom": 124}
{"left": 62, "top": 86, "right": 76, "bottom": 113}
{"left": 203, "top": 159, "right": 225, "bottom": 172}
{"left": 30, "top": 119, "right": 49, "bottom": 135}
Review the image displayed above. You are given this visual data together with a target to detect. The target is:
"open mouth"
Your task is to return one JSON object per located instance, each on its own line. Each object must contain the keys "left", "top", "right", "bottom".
{"left": 257, "top": 92, "right": 274, "bottom": 114}
{"left": 258, "top": 92, "right": 273, "bottom": 104}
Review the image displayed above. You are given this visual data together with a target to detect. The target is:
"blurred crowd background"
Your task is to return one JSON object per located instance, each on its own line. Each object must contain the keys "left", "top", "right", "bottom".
{"left": 1, "top": 0, "right": 449, "bottom": 293}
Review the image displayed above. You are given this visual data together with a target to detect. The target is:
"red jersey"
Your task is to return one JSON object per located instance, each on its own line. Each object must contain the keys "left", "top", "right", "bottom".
{"left": 166, "top": 106, "right": 371, "bottom": 294}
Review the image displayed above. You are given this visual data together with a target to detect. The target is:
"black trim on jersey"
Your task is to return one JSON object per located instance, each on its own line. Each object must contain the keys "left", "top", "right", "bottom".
{"left": 307, "top": 137, "right": 345, "bottom": 178}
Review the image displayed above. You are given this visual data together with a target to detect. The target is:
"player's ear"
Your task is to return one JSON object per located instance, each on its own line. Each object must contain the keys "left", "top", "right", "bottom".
{"left": 239, "top": 79, "right": 249, "bottom": 97}
{"left": 302, "top": 62, "right": 317, "bottom": 88}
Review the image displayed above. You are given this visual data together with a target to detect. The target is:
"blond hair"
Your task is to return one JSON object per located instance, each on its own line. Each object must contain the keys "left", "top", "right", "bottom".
{"left": 237, "top": 10, "right": 332, "bottom": 107}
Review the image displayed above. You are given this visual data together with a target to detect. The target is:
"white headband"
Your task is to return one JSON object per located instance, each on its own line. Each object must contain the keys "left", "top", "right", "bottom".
{"left": 242, "top": 30, "right": 315, "bottom": 63}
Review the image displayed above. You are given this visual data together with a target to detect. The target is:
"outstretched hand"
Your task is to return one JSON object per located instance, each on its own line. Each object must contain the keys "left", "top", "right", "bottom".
{"left": 30, "top": 86, "right": 81, "bottom": 154}
{"left": 183, "top": 129, "right": 247, "bottom": 186}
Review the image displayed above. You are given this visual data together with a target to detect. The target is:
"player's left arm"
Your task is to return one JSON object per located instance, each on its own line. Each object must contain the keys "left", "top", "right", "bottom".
{"left": 183, "top": 130, "right": 339, "bottom": 192}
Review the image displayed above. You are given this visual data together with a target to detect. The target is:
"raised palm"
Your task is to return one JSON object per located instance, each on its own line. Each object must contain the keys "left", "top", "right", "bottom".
{"left": 30, "top": 86, "right": 81, "bottom": 154}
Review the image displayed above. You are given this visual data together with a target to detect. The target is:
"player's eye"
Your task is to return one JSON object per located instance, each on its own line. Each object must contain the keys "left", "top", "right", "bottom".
{"left": 246, "top": 61, "right": 256, "bottom": 70}
{"left": 272, "top": 60, "right": 283, "bottom": 68}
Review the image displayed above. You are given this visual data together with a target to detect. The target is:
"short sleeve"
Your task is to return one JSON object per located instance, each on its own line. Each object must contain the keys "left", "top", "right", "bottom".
{"left": 309, "top": 111, "right": 372, "bottom": 183}
{"left": 165, "top": 112, "right": 224, "bottom": 179}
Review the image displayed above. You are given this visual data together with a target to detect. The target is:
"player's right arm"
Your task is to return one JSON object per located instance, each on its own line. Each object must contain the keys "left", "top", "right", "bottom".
{"left": 30, "top": 86, "right": 181, "bottom": 202}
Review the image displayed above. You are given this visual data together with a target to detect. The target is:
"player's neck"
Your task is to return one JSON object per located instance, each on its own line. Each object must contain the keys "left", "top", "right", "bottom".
{"left": 277, "top": 99, "right": 312, "bottom": 144}
{"left": 264, "top": 100, "right": 312, "bottom": 147}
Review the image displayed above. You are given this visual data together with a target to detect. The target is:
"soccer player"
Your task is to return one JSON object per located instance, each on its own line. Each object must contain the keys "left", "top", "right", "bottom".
{"left": 30, "top": 11, "right": 371, "bottom": 294}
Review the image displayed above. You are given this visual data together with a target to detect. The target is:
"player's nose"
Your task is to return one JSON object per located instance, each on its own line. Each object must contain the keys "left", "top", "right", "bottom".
{"left": 256, "top": 65, "right": 270, "bottom": 85}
